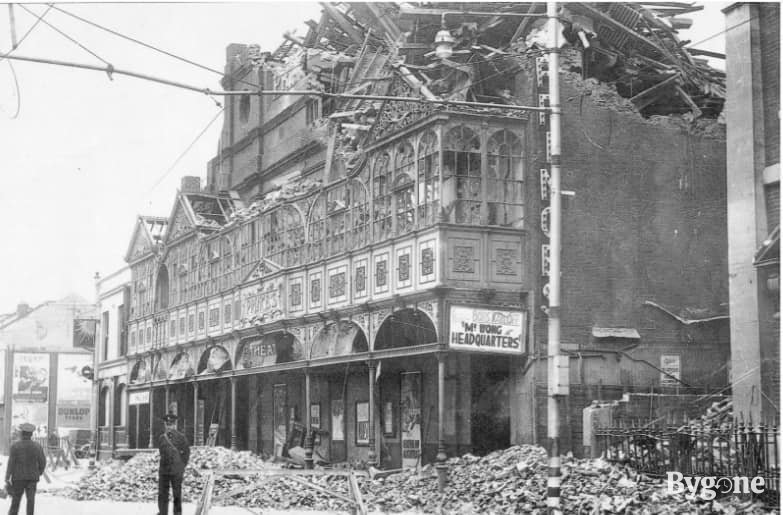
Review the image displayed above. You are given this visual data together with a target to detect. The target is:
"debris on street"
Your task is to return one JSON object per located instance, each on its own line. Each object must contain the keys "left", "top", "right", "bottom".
{"left": 65, "top": 445, "right": 777, "bottom": 514}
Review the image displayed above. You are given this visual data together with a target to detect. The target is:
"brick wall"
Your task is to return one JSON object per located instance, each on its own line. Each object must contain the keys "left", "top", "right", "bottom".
{"left": 529, "top": 72, "right": 729, "bottom": 452}
{"left": 760, "top": 3, "right": 780, "bottom": 167}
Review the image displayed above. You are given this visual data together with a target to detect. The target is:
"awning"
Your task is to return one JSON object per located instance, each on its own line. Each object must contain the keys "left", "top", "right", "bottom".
{"left": 592, "top": 327, "right": 640, "bottom": 339}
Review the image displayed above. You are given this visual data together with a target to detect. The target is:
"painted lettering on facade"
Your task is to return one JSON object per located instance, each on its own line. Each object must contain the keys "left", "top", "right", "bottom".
{"left": 242, "top": 278, "right": 284, "bottom": 324}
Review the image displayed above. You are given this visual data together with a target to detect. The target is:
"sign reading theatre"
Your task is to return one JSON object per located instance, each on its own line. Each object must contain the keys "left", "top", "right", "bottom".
{"left": 449, "top": 306, "right": 525, "bottom": 354}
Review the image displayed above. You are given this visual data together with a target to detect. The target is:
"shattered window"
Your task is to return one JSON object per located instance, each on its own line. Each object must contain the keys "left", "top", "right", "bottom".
{"left": 444, "top": 126, "right": 482, "bottom": 225}
{"left": 372, "top": 153, "right": 392, "bottom": 242}
{"left": 283, "top": 206, "right": 305, "bottom": 267}
{"left": 394, "top": 141, "right": 415, "bottom": 235}
{"left": 417, "top": 130, "right": 440, "bottom": 226}
{"left": 487, "top": 130, "right": 525, "bottom": 228}
{"left": 349, "top": 178, "right": 369, "bottom": 250}
{"left": 308, "top": 194, "right": 326, "bottom": 262}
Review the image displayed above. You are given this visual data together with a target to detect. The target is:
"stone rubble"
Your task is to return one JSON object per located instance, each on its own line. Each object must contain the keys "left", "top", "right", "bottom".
{"left": 64, "top": 445, "right": 778, "bottom": 514}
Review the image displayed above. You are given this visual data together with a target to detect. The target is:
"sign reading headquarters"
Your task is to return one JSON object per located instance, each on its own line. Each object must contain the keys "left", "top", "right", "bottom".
{"left": 449, "top": 306, "right": 526, "bottom": 355}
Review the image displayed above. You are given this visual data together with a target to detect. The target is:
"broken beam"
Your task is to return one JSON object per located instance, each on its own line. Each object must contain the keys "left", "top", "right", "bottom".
{"left": 574, "top": 3, "right": 675, "bottom": 63}
{"left": 287, "top": 474, "right": 358, "bottom": 506}
{"left": 686, "top": 48, "right": 726, "bottom": 59}
{"left": 629, "top": 73, "right": 681, "bottom": 109}
{"left": 320, "top": 3, "right": 364, "bottom": 46}
{"left": 674, "top": 84, "right": 703, "bottom": 118}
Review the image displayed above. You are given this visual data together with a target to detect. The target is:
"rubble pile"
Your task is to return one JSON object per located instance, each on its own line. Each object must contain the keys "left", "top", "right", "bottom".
{"left": 66, "top": 445, "right": 776, "bottom": 513}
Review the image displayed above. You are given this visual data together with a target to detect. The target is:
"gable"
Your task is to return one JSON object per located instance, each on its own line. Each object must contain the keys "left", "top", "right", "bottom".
{"left": 166, "top": 197, "right": 195, "bottom": 243}
{"left": 125, "top": 219, "right": 154, "bottom": 263}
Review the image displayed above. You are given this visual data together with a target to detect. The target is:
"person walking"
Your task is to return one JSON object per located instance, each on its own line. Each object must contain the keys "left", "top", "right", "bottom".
{"left": 157, "top": 413, "right": 190, "bottom": 515}
{"left": 5, "top": 423, "right": 46, "bottom": 515}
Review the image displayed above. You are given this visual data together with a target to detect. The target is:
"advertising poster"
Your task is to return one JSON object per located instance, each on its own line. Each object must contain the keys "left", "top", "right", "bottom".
{"left": 400, "top": 371, "right": 421, "bottom": 470}
{"left": 273, "top": 384, "right": 287, "bottom": 456}
{"left": 56, "top": 354, "right": 91, "bottom": 429}
{"left": 13, "top": 353, "right": 49, "bottom": 403}
{"left": 331, "top": 399, "right": 344, "bottom": 441}
{"left": 660, "top": 355, "right": 682, "bottom": 386}
{"left": 449, "top": 306, "right": 525, "bottom": 355}
{"left": 356, "top": 402, "right": 369, "bottom": 445}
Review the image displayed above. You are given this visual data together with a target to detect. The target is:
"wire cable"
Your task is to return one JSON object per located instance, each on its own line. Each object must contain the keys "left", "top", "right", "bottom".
{"left": 147, "top": 107, "right": 225, "bottom": 193}
{"left": 17, "top": 4, "right": 111, "bottom": 66}
{"left": 0, "top": 3, "right": 53, "bottom": 63}
{"left": 48, "top": 3, "right": 259, "bottom": 90}
{"left": 0, "top": 60, "right": 21, "bottom": 119}
{"left": 686, "top": 16, "right": 756, "bottom": 50}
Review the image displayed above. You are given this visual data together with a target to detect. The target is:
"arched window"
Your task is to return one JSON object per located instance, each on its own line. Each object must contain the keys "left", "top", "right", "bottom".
{"left": 307, "top": 194, "right": 326, "bottom": 262}
{"left": 155, "top": 265, "right": 169, "bottom": 310}
{"left": 282, "top": 206, "right": 305, "bottom": 267}
{"left": 417, "top": 130, "right": 440, "bottom": 226}
{"left": 197, "top": 245, "right": 208, "bottom": 298}
{"left": 394, "top": 141, "right": 415, "bottom": 234}
{"left": 221, "top": 236, "right": 233, "bottom": 290}
{"left": 326, "top": 185, "right": 348, "bottom": 256}
{"left": 263, "top": 205, "right": 305, "bottom": 267}
{"left": 488, "top": 130, "right": 525, "bottom": 227}
{"left": 372, "top": 153, "right": 392, "bottom": 241}
{"left": 115, "top": 384, "right": 127, "bottom": 426}
{"left": 349, "top": 178, "right": 369, "bottom": 249}
{"left": 444, "top": 126, "right": 482, "bottom": 224}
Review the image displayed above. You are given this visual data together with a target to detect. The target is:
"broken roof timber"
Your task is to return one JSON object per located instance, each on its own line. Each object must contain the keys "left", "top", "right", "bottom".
{"left": 320, "top": 3, "right": 365, "bottom": 47}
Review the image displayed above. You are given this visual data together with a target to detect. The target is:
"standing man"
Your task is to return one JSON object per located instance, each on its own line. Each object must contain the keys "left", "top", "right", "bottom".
{"left": 157, "top": 413, "right": 190, "bottom": 515}
{"left": 5, "top": 423, "right": 46, "bottom": 515}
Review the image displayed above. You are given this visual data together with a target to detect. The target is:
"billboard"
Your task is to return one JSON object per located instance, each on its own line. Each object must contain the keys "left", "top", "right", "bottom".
{"left": 73, "top": 319, "right": 97, "bottom": 350}
{"left": 449, "top": 306, "right": 526, "bottom": 355}
{"left": 56, "top": 353, "right": 92, "bottom": 429}
{"left": 13, "top": 353, "right": 49, "bottom": 403}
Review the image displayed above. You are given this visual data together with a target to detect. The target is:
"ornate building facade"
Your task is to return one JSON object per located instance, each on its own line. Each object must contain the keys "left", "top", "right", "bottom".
{"left": 114, "top": 4, "right": 730, "bottom": 463}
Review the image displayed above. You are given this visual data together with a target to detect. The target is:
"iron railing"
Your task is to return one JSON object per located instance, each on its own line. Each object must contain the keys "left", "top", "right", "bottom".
{"left": 597, "top": 420, "right": 780, "bottom": 503}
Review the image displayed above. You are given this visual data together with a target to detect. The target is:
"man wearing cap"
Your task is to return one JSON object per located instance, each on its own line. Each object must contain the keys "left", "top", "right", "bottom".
{"left": 5, "top": 423, "right": 46, "bottom": 515}
{"left": 157, "top": 413, "right": 190, "bottom": 515}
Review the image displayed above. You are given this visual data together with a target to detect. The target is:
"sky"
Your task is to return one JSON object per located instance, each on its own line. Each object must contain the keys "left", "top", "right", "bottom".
{"left": 0, "top": 1, "right": 728, "bottom": 314}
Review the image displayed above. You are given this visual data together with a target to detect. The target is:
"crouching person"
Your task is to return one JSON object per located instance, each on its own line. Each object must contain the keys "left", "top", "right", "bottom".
{"left": 158, "top": 413, "right": 190, "bottom": 515}
{"left": 5, "top": 423, "right": 46, "bottom": 515}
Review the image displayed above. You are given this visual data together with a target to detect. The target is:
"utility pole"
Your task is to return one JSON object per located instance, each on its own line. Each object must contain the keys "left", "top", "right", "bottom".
{"left": 546, "top": 3, "right": 566, "bottom": 514}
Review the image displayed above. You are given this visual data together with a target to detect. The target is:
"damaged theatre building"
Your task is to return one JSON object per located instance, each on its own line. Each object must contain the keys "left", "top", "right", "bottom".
{"left": 112, "top": 2, "right": 730, "bottom": 465}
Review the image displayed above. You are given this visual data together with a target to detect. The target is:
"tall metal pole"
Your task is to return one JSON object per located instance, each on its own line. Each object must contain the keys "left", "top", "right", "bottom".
{"left": 546, "top": 3, "right": 564, "bottom": 514}
{"left": 89, "top": 272, "right": 101, "bottom": 469}
{"left": 230, "top": 376, "right": 238, "bottom": 451}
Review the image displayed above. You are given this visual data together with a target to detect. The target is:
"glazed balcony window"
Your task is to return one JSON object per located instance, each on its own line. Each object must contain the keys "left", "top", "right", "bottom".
{"left": 262, "top": 205, "right": 305, "bottom": 267}
{"left": 394, "top": 141, "right": 415, "bottom": 235}
{"left": 349, "top": 177, "right": 370, "bottom": 250}
{"left": 487, "top": 130, "right": 525, "bottom": 228}
{"left": 417, "top": 130, "right": 440, "bottom": 226}
{"left": 308, "top": 194, "right": 326, "bottom": 262}
{"left": 443, "top": 126, "right": 482, "bottom": 225}
{"left": 372, "top": 153, "right": 392, "bottom": 242}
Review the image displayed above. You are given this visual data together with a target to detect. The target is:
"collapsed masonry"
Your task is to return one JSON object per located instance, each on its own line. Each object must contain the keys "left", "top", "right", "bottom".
{"left": 262, "top": 2, "right": 726, "bottom": 180}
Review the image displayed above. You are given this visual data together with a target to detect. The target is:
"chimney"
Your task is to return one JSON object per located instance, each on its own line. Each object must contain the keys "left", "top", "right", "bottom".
{"left": 16, "top": 303, "right": 30, "bottom": 318}
{"left": 180, "top": 176, "right": 201, "bottom": 193}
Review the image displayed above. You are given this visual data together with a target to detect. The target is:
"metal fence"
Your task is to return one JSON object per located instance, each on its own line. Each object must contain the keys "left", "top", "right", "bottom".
{"left": 596, "top": 421, "right": 780, "bottom": 502}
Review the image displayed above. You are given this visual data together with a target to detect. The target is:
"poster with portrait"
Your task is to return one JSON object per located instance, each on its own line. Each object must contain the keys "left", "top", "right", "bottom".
{"left": 13, "top": 353, "right": 49, "bottom": 403}
{"left": 400, "top": 371, "right": 421, "bottom": 470}
{"left": 273, "top": 384, "right": 287, "bottom": 457}
{"left": 331, "top": 399, "right": 344, "bottom": 441}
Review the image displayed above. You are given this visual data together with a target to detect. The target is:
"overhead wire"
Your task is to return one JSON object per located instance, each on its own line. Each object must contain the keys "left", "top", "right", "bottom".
{"left": 147, "top": 107, "right": 225, "bottom": 194}
{"left": 0, "top": 60, "right": 21, "bottom": 119}
{"left": 48, "top": 3, "right": 260, "bottom": 90}
{"left": 17, "top": 3, "right": 111, "bottom": 66}
{"left": 0, "top": 3, "right": 53, "bottom": 63}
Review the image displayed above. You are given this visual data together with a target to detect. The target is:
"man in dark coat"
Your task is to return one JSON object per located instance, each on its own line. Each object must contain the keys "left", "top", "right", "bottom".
{"left": 5, "top": 423, "right": 46, "bottom": 515}
{"left": 157, "top": 413, "right": 190, "bottom": 515}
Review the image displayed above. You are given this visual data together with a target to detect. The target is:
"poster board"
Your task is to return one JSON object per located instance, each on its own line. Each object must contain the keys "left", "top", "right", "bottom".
{"left": 400, "top": 371, "right": 421, "bottom": 470}
{"left": 56, "top": 353, "right": 92, "bottom": 429}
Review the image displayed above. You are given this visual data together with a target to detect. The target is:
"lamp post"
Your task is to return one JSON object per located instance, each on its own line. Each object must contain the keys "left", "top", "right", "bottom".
{"left": 545, "top": 3, "right": 565, "bottom": 514}
{"left": 89, "top": 272, "right": 101, "bottom": 470}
